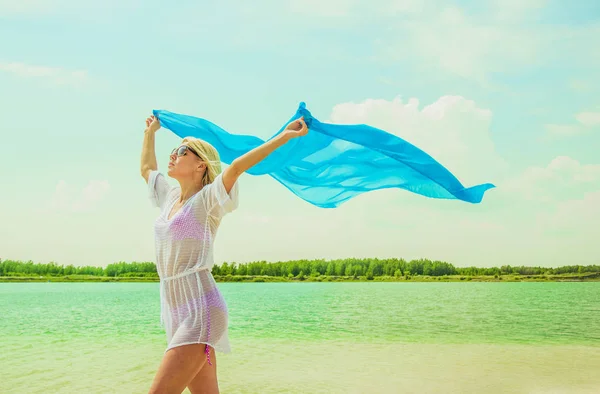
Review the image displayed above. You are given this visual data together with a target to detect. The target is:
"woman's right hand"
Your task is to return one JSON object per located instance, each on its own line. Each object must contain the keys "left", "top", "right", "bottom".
{"left": 145, "top": 115, "right": 161, "bottom": 133}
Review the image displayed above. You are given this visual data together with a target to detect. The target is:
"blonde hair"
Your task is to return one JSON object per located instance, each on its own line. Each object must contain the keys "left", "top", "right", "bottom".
{"left": 182, "top": 137, "right": 221, "bottom": 187}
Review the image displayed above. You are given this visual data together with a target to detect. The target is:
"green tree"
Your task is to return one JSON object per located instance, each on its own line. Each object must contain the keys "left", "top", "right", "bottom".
{"left": 325, "top": 263, "right": 334, "bottom": 276}
{"left": 345, "top": 264, "right": 353, "bottom": 276}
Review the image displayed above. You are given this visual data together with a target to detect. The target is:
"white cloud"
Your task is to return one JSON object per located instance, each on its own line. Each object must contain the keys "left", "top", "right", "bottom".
{"left": 544, "top": 190, "right": 600, "bottom": 232}
{"left": 575, "top": 112, "right": 600, "bottom": 127}
{"left": 0, "top": 0, "right": 140, "bottom": 18}
{"left": 372, "top": 3, "right": 600, "bottom": 86}
{"left": 288, "top": 0, "right": 422, "bottom": 18}
{"left": 326, "top": 95, "right": 506, "bottom": 185}
{"left": 568, "top": 79, "right": 595, "bottom": 93}
{"left": 373, "top": 6, "right": 542, "bottom": 85}
{"left": 489, "top": 0, "right": 548, "bottom": 22}
{"left": 502, "top": 156, "right": 600, "bottom": 202}
{"left": 288, "top": 0, "right": 354, "bottom": 17}
{"left": 387, "top": 0, "right": 424, "bottom": 14}
{"left": 0, "top": 0, "right": 54, "bottom": 15}
{"left": 0, "top": 61, "right": 88, "bottom": 87}
{"left": 545, "top": 110, "right": 600, "bottom": 137}
{"left": 51, "top": 180, "right": 111, "bottom": 213}
{"left": 544, "top": 124, "right": 581, "bottom": 136}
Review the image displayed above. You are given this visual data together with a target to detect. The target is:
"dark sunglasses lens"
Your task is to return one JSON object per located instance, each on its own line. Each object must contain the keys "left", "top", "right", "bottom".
{"left": 171, "top": 145, "right": 198, "bottom": 158}
{"left": 171, "top": 146, "right": 188, "bottom": 156}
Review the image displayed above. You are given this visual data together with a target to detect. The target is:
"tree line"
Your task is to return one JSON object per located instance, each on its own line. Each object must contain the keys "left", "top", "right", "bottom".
{"left": 1, "top": 258, "right": 599, "bottom": 279}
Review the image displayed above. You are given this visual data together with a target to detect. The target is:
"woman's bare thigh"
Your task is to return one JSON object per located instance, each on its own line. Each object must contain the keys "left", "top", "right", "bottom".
{"left": 187, "top": 346, "right": 219, "bottom": 394}
{"left": 148, "top": 344, "right": 208, "bottom": 394}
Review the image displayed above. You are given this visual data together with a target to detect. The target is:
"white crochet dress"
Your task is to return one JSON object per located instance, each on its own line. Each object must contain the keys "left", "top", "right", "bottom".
{"left": 148, "top": 170, "right": 239, "bottom": 362}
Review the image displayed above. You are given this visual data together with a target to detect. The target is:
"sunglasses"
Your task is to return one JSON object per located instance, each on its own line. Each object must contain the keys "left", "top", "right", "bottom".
{"left": 171, "top": 145, "right": 201, "bottom": 159}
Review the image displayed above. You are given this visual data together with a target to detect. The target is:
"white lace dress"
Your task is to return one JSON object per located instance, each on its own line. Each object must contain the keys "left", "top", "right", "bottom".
{"left": 147, "top": 170, "right": 239, "bottom": 363}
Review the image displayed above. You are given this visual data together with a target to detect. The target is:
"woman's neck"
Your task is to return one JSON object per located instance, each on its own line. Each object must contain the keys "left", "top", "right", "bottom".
{"left": 178, "top": 180, "right": 202, "bottom": 203}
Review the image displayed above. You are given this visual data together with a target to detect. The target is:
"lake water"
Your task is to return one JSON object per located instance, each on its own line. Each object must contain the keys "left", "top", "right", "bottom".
{"left": 1, "top": 282, "right": 599, "bottom": 393}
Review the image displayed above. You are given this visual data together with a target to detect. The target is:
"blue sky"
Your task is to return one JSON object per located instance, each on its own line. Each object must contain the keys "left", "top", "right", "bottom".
{"left": 1, "top": 0, "right": 599, "bottom": 268}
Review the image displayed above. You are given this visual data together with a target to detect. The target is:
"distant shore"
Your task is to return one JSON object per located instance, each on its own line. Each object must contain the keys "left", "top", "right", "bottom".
{"left": 2, "top": 273, "right": 599, "bottom": 283}
{"left": 3, "top": 258, "right": 599, "bottom": 283}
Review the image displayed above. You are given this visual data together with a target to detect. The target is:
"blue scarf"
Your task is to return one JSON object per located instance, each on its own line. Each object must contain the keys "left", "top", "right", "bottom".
{"left": 153, "top": 102, "right": 495, "bottom": 208}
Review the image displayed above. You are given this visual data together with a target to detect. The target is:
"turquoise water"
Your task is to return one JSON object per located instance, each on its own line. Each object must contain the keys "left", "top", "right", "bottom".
{"left": 1, "top": 282, "right": 600, "bottom": 393}
{"left": 3, "top": 282, "right": 599, "bottom": 345}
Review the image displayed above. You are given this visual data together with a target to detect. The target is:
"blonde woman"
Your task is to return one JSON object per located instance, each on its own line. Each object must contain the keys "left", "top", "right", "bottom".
{"left": 141, "top": 114, "right": 308, "bottom": 394}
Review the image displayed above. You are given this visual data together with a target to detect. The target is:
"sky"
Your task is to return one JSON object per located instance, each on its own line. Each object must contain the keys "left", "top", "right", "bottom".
{"left": 1, "top": 0, "right": 599, "bottom": 269}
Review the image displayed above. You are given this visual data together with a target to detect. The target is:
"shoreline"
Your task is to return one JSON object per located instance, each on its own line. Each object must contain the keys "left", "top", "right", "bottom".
{"left": 3, "top": 340, "right": 600, "bottom": 394}
{"left": 2, "top": 273, "right": 599, "bottom": 283}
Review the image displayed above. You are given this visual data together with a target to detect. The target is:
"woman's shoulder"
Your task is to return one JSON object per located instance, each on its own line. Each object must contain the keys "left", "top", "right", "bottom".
{"left": 160, "top": 186, "right": 181, "bottom": 211}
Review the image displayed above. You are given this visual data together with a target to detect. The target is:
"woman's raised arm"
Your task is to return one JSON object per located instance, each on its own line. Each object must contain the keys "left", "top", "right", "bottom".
{"left": 140, "top": 115, "right": 160, "bottom": 183}
{"left": 220, "top": 117, "right": 309, "bottom": 194}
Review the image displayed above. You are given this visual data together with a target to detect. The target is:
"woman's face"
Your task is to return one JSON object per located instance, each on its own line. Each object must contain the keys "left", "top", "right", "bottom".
{"left": 167, "top": 144, "right": 204, "bottom": 179}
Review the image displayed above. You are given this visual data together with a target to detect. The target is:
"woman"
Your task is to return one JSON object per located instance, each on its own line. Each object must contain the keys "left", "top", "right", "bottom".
{"left": 140, "top": 114, "right": 308, "bottom": 394}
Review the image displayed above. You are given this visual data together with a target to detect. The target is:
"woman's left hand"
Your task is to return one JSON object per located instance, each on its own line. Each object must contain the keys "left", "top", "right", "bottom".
{"left": 282, "top": 117, "right": 309, "bottom": 139}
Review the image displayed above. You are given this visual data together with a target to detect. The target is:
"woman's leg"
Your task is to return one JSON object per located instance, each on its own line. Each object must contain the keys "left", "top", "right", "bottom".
{"left": 148, "top": 344, "right": 208, "bottom": 394}
{"left": 187, "top": 345, "right": 219, "bottom": 394}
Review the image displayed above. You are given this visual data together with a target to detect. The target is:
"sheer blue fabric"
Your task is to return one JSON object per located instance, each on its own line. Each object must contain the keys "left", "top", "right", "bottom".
{"left": 153, "top": 102, "right": 495, "bottom": 208}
